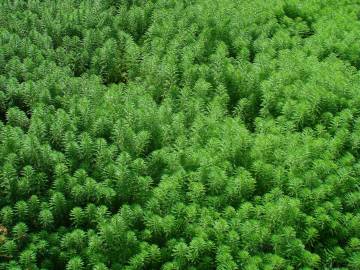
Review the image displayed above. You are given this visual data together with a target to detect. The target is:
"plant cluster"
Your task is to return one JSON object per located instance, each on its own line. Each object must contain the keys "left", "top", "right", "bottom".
{"left": 1, "top": 0, "right": 360, "bottom": 269}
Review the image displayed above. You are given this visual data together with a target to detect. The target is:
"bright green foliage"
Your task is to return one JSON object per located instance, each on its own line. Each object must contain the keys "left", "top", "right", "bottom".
{"left": 0, "top": 0, "right": 360, "bottom": 269}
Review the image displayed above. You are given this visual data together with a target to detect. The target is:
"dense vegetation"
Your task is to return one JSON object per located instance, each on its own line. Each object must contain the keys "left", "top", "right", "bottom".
{"left": 1, "top": 0, "right": 360, "bottom": 269}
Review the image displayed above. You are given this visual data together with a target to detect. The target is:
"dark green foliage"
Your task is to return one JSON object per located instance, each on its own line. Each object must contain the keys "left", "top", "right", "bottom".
{"left": 1, "top": 0, "right": 360, "bottom": 269}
